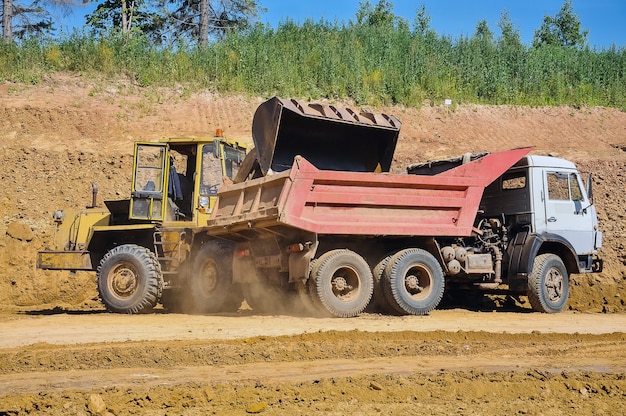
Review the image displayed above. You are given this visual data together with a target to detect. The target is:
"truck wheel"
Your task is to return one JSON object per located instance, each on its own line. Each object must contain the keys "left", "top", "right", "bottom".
{"left": 527, "top": 253, "right": 569, "bottom": 313}
{"left": 383, "top": 248, "right": 445, "bottom": 315}
{"left": 295, "top": 279, "right": 325, "bottom": 317}
{"left": 189, "top": 241, "right": 243, "bottom": 314}
{"left": 312, "top": 249, "right": 373, "bottom": 318}
{"left": 97, "top": 244, "right": 163, "bottom": 314}
{"left": 366, "top": 254, "right": 398, "bottom": 314}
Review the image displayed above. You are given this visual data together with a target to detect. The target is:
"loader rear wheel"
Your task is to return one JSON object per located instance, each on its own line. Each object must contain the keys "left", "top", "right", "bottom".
{"left": 383, "top": 248, "right": 444, "bottom": 315}
{"left": 312, "top": 249, "right": 373, "bottom": 318}
{"left": 189, "top": 241, "right": 243, "bottom": 314}
{"left": 97, "top": 244, "right": 163, "bottom": 314}
{"left": 527, "top": 253, "right": 569, "bottom": 313}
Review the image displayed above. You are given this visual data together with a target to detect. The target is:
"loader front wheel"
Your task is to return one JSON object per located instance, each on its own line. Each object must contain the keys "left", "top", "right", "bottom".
{"left": 312, "top": 249, "right": 373, "bottom": 318}
{"left": 383, "top": 248, "right": 444, "bottom": 315}
{"left": 527, "top": 253, "right": 569, "bottom": 313}
{"left": 97, "top": 244, "right": 163, "bottom": 314}
{"left": 189, "top": 241, "right": 243, "bottom": 314}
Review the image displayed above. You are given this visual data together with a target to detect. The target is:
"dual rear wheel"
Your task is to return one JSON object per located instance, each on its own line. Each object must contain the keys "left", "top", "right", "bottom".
{"left": 303, "top": 248, "right": 445, "bottom": 317}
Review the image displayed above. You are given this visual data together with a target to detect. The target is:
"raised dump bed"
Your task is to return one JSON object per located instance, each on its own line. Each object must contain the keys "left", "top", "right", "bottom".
{"left": 205, "top": 147, "right": 532, "bottom": 238}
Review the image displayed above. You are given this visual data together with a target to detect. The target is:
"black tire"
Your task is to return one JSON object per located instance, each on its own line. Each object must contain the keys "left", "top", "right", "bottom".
{"left": 527, "top": 253, "right": 569, "bottom": 313}
{"left": 294, "top": 279, "right": 324, "bottom": 317}
{"left": 311, "top": 249, "right": 373, "bottom": 318}
{"left": 366, "top": 254, "right": 397, "bottom": 314}
{"left": 189, "top": 240, "right": 243, "bottom": 314}
{"left": 382, "top": 248, "right": 445, "bottom": 316}
{"left": 97, "top": 244, "right": 163, "bottom": 314}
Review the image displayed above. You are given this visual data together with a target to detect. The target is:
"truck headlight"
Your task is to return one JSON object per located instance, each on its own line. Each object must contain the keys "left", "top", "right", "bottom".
{"left": 199, "top": 196, "right": 210, "bottom": 208}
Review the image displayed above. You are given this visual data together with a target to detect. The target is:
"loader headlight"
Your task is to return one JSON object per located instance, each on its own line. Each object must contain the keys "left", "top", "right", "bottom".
{"left": 199, "top": 196, "right": 210, "bottom": 208}
{"left": 52, "top": 210, "right": 65, "bottom": 223}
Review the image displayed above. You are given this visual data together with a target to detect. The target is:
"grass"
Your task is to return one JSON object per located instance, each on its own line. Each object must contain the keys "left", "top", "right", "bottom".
{"left": 1, "top": 22, "right": 625, "bottom": 109}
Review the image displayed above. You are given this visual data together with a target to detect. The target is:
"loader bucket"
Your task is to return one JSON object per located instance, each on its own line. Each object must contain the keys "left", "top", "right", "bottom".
{"left": 251, "top": 97, "right": 401, "bottom": 175}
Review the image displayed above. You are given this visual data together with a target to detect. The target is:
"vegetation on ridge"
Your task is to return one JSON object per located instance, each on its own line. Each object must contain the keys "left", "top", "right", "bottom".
{"left": 0, "top": 1, "right": 624, "bottom": 109}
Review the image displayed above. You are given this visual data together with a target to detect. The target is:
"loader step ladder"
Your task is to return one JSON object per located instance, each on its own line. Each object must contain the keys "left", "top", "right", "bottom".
{"left": 153, "top": 231, "right": 185, "bottom": 275}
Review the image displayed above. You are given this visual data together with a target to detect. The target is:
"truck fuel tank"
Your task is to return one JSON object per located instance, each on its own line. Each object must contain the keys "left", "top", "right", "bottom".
{"left": 251, "top": 97, "right": 401, "bottom": 175}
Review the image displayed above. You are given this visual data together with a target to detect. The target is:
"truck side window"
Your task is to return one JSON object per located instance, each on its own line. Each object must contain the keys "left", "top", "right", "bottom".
{"left": 569, "top": 173, "right": 584, "bottom": 201}
{"left": 547, "top": 172, "right": 584, "bottom": 201}
{"left": 547, "top": 172, "right": 570, "bottom": 200}
{"left": 502, "top": 171, "right": 526, "bottom": 190}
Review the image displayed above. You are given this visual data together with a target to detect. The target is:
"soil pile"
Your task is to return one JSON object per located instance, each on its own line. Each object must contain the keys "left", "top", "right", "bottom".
{"left": 1, "top": 74, "right": 626, "bottom": 312}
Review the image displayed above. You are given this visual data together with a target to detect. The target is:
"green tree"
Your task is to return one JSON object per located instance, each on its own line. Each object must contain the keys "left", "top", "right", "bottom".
{"left": 86, "top": 0, "right": 163, "bottom": 39}
{"left": 413, "top": 4, "right": 431, "bottom": 35}
{"left": 1, "top": 0, "right": 65, "bottom": 40}
{"left": 533, "top": 0, "right": 588, "bottom": 48}
{"left": 474, "top": 19, "right": 493, "bottom": 43}
{"left": 166, "top": 0, "right": 262, "bottom": 46}
{"left": 2, "top": 0, "right": 77, "bottom": 41}
{"left": 497, "top": 10, "right": 521, "bottom": 48}
{"left": 354, "top": 0, "right": 398, "bottom": 28}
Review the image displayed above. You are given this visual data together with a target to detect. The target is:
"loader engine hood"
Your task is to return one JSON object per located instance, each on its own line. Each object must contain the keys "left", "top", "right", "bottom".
{"left": 252, "top": 97, "right": 401, "bottom": 174}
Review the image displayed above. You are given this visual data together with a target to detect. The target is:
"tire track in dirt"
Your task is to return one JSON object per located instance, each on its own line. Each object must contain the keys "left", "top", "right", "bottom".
{"left": 3, "top": 351, "right": 626, "bottom": 395}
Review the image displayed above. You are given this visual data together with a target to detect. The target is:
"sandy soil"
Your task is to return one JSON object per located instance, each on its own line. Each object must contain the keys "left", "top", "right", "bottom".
{"left": 1, "top": 74, "right": 626, "bottom": 414}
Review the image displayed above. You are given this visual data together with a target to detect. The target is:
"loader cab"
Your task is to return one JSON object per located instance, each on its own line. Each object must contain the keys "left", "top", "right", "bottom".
{"left": 129, "top": 137, "right": 246, "bottom": 225}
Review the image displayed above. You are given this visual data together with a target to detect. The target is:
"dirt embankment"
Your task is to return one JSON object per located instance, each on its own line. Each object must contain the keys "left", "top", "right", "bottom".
{"left": 1, "top": 75, "right": 626, "bottom": 415}
{"left": 1, "top": 75, "right": 625, "bottom": 312}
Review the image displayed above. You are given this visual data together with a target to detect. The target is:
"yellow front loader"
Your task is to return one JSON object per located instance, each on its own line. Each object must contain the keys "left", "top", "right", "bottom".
{"left": 38, "top": 135, "right": 248, "bottom": 313}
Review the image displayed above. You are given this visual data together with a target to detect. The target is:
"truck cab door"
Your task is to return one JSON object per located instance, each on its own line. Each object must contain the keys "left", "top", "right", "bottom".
{"left": 130, "top": 143, "right": 169, "bottom": 221}
{"left": 543, "top": 170, "right": 596, "bottom": 254}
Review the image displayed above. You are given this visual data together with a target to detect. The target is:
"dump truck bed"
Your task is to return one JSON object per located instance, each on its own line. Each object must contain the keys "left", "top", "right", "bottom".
{"left": 204, "top": 147, "right": 532, "bottom": 239}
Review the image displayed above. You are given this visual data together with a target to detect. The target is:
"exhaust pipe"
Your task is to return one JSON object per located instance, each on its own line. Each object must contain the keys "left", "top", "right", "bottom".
{"left": 90, "top": 183, "right": 98, "bottom": 208}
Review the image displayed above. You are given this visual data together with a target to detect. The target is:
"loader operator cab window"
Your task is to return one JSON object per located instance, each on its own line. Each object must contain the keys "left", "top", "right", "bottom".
{"left": 131, "top": 144, "right": 166, "bottom": 220}
{"left": 168, "top": 147, "right": 196, "bottom": 220}
{"left": 223, "top": 144, "right": 245, "bottom": 179}
{"left": 201, "top": 144, "right": 223, "bottom": 196}
{"left": 200, "top": 142, "right": 246, "bottom": 196}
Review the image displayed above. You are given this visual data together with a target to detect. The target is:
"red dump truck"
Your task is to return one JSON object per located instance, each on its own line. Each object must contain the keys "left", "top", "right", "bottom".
{"left": 38, "top": 97, "right": 602, "bottom": 317}
{"left": 203, "top": 97, "right": 602, "bottom": 317}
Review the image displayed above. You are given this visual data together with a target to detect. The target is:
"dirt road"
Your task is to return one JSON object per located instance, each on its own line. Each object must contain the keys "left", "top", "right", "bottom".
{"left": 1, "top": 310, "right": 625, "bottom": 415}
{"left": 1, "top": 309, "right": 625, "bottom": 348}
{"left": 1, "top": 79, "right": 626, "bottom": 414}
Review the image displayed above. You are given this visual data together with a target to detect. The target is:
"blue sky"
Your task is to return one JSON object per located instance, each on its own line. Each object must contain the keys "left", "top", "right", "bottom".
{"left": 58, "top": 0, "right": 625, "bottom": 49}
{"left": 260, "top": 0, "right": 624, "bottom": 48}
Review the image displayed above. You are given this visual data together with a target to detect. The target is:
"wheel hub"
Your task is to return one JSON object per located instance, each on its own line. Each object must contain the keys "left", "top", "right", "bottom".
{"left": 111, "top": 267, "right": 137, "bottom": 297}
{"left": 405, "top": 274, "right": 423, "bottom": 293}
{"left": 332, "top": 276, "right": 351, "bottom": 292}
{"left": 545, "top": 268, "right": 564, "bottom": 301}
{"left": 199, "top": 260, "right": 219, "bottom": 294}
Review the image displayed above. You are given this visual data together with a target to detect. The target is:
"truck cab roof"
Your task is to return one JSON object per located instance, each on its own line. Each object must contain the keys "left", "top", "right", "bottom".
{"left": 518, "top": 155, "right": 578, "bottom": 170}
